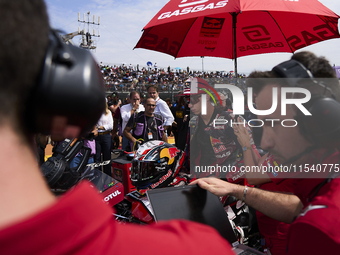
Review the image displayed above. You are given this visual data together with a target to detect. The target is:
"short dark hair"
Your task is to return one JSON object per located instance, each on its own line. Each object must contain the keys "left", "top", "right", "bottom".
{"left": 147, "top": 84, "right": 159, "bottom": 92}
{"left": 291, "top": 51, "right": 340, "bottom": 101}
{"left": 0, "top": 0, "right": 49, "bottom": 129}
{"left": 130, "top": 91, "right": 140, "bottom": 99}
{"left": 291, "top": 51, "right": 337, "bottom": 79}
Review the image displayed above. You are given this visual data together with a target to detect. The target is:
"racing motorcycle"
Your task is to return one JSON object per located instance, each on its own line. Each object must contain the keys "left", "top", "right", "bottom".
{"left": 113, "top": 140, "right": 259, "bottom": 246}
{"left": 41, "top": 139, "right": 260, "bottom": 247}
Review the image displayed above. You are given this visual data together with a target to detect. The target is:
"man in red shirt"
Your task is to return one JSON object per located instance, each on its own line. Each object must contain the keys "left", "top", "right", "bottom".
{"left": 193, "top": 52, "right": 340, "bottom": 254}
{"left": 233, "top": 71, "right": 294, "bottom": 255}
{"left": 0, "top": 1, "right": 234, "bottom": 254}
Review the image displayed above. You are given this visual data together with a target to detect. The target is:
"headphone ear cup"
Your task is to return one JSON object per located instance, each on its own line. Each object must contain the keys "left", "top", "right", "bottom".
{"left": 26, "top": 31, "right": 105, "bottom": 137}
{"left": 296, "top": 96, "right": 340, "bottom": 148}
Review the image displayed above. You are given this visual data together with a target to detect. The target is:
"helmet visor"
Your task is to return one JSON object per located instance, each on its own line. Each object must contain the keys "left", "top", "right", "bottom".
{"left": 131, "top": 160, "right": 166, "bottom": 182}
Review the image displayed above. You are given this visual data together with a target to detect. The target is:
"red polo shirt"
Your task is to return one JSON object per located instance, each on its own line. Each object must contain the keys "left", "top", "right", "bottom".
{"left": 0, "top": 181, "right": 234, "bottom": 255}
{"left": 257, "top": 180, "right": 294, "bottom": 255}
{"left": 256, "top": 154, "right": 294, "bottom": 255}
{"left": 287, "top": 151, "right": 340, "bottom": 254}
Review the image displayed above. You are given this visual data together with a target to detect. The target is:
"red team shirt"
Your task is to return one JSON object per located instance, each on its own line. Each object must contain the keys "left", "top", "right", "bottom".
{"left": 269, "top": 151, "right": 340, "bottom": 254}
{"left": 0, "top": 181, "right": 233, "bottom": 255}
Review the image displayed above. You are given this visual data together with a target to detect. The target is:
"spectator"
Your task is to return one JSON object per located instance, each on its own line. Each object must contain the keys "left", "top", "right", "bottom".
{"left": 120, "top": 91, "right": 145, "bottom": 150}
{"left": 35, "top": 134, "right": 49, "bottom": 166}
{"left": 165, "top": 98, "right": 172, "bottom": 108}
{"left": 70, "top": 126, "right": 98, "bottom": 170}
{"left": 99, "top": 62, "right": 247, "bottom": 93}
{"left": 111, "top": 104, "right": 122, "bottom": 150}
{"left": 171, "top": 95, "right": 190, "bottom": 150}
{"left": 95, "top": 102, "right": 113, "bottom": 176}
{"left": 108, "top": 92, "right": 121, "bottom": 149}
{"left": 124, "top": 98, "right": 167, "bottom": 150}
{"left": 108, "top": 92, "right": 121, "bottom": 114}
{"left": 147, "top": 84, "right": 174, "bottom": 133}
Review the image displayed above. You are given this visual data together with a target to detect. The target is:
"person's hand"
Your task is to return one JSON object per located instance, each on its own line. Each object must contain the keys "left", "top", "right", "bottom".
{"left": 233, "top": 117, "right": 251, "bottom": 147}
{"left": 132, "top": 100, "right": 139, "bottom": 111}
{"left": 190, "top": 177, "right": 239, "bottom": 197}
{"left": 98, "top": 125, "right": 105, "bottom": 130}
{"left": 132, "top": 138, "right": 142, "bottom": 145}
{"left": 118, "top": 99, "right": 122, "bottom": 106}
{"left": 183, "top": 114, "right": 188, "bottom": 122}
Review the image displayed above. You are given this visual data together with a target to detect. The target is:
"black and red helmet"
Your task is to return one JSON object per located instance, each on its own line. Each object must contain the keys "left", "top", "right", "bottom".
{"left": 130, "top": 140, "right": 184, "bottom": 193}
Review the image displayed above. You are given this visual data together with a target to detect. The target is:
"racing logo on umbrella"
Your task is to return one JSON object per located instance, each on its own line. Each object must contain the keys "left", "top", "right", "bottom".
{"left": 200, "top": 17, "right": 225, "bottom": 38}
{"left": 242, "top": 25, "right": 271, "bottom": 42}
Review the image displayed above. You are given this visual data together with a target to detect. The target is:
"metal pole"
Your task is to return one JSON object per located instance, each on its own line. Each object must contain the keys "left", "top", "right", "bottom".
{"left": 201, "top": 56, "right": 204, "bottom": 72}
{"left": 172, "top": 84, "right": 174, "bottom": 102}
{"left": 232, "top": 13, "right": 239, "bottom": 85}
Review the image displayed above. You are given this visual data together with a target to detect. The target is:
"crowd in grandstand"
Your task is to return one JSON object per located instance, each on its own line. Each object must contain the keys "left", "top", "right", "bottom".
{"left": 100, "top": 63, "right": 247, "bottom": 92}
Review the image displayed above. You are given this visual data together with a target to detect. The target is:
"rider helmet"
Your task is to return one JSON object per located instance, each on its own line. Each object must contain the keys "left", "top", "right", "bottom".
{"left": 130, "top": 140, "right": 184, "bottom": 193}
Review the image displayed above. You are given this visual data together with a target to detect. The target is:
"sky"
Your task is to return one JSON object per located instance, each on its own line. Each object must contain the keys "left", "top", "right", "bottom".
{"left": 45, "top": 0, "right": 340, "bottom": 75}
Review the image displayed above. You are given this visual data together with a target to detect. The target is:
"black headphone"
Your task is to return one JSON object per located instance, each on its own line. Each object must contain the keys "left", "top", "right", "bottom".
{"left": 26, "top": 30, "right": 105, "bottom": 137}
{"left": 272, "top": 59, "right": 340, "bottom": 148}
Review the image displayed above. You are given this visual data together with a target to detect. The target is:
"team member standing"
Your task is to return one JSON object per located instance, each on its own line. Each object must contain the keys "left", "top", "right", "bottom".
{"left": 147, "top": 85, "right": 174, "bottom": 133}
{"left": 192, "top": 52, "right": 340, "bottom": 254}
{"left": 120, "top": 91, "right": 144, "bottom": 150}
{"left": 124, "top": 98, "right": 167, "bottom": 150}
{"left": 95, "top": 102, "right": 113, "bottom": 176}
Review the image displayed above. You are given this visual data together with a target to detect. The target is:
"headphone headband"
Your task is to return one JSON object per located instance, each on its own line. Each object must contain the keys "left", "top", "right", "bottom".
{"left": 272, "top": 59, "right": 340, "bottom": 148}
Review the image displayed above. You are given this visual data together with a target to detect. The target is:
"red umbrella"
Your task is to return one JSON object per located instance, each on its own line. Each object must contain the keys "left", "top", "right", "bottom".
{"left": 135, "top": 0, "right": 340, "bottom": 77}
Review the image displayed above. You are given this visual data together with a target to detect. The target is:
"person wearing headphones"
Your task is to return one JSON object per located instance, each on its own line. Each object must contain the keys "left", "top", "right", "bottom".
{"left": 192, "top": 51, "right": 340, "bottom": 254}
{"left": 0, "top": 1, "right": 234, "bottom": 254}
{"left": 108, "top": 92, "right": 121, "bottom": 114}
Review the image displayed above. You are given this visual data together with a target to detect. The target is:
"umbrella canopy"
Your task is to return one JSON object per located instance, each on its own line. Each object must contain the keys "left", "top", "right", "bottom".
{"left": 135, "top": 0, "right": 340, "bottom": 75}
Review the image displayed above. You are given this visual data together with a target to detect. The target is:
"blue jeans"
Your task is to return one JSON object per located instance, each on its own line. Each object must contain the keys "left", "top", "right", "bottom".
{"left": 122, "top": 136, "right": 129, "bottom": 151}
{"left": 70, "top": 154, "right": 94, "bottom": 169}
{"left": 95, "top": 133, "right": 112, "bottom": 176}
